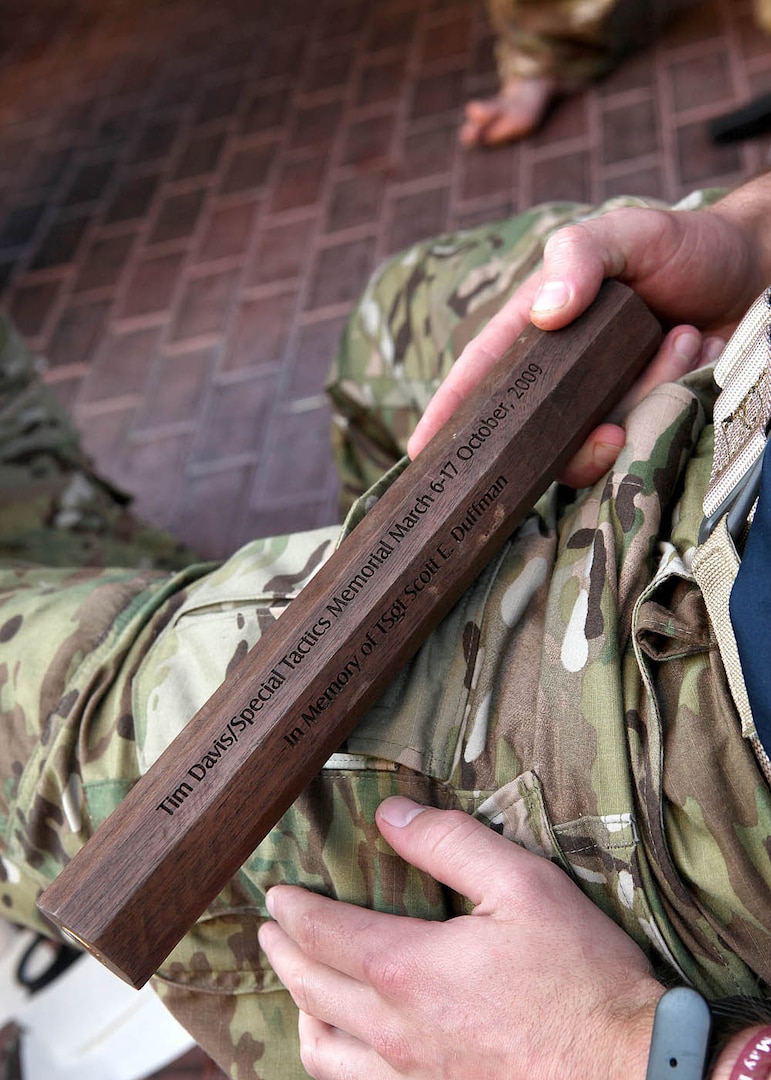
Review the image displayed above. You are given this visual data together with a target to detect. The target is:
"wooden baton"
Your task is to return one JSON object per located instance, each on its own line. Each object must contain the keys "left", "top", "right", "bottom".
{"left": 37, "top": 281, "right": 662, "bottom": 988}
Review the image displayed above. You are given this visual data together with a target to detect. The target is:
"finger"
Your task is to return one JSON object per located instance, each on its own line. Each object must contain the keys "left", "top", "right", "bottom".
{"left": 375, "top": 798, "right": 541, "bottom": 912}
{"left": 596, "top": 325, "right": 722, "bottom": 438}
{"left": 262, "top": 884, "right": 425, "bottom": 985}
{"left": 557, "top": 423, "right": 626, "bottom": 489}
{"left": 529, "top": 206, "right": 748, "bottom": 333}
{"left": 556, "top": 327, "right": 725, "bottom": 489}
{"left": 298, "top": 1011, "right": 397, "bottom": 1080}
{"left": 527, "top": 220, "right": 625, "bottom": 330}
{"left": 262, "top": 902, "right": 427, "bottom": 1064}
{"left": 408, "top": 211, "right": 648, "bottom": 458}
{"left": 528, "top": 208, "right": 684, "bottom": 330}
{"left": 407, "top": 271, "right": 542, "bottom": 459}
{"left": 609, "top": 328, "right": 726, "bottom": 423}
{"left": 259, "top": 914, "right": 375, "bottom": 1027}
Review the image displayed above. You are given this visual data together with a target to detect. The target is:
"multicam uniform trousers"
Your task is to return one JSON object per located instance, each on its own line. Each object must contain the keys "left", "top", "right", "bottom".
{"left": 1, "top": 195, "right": 770, "bottom": 1080}
{"left": 483, "top": 0, "right": 683, "bottom": 85}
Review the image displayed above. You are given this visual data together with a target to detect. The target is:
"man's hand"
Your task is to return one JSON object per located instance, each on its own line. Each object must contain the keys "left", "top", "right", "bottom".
{"left": 259, "top": 798, "right": 664, "bottom": 1080}
{"left": 407, "top": 184, "right": 771, "bottom": 484}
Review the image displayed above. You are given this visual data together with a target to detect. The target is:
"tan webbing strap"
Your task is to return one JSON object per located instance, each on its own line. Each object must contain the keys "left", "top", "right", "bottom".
{"left": 695, "top": 287, "right": 771, "bottom": 786}
{"left": 705, "top": 289, "right": 771, "bottom": 522}
{"left": 693, "top": 524, "right": 771, "bottom": 785}
{"left": 693, "top": 520, "right": 752, "bottom": 736}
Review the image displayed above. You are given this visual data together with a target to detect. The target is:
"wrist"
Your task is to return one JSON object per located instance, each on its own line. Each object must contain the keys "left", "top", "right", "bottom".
{"left": 645, "top": 986, "right": 713, "bottom": 1080}
{"left": 706, "top": 175, "right": 771, "bottom": 314}
{"left": 643, "top": 990, "right": 771, "bottom": 1080}
{"left": 606, "top": 979, "right": 666, "bottom": 1080}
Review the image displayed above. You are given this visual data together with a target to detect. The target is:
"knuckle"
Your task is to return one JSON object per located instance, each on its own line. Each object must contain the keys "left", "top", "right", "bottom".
{"left": 362, "top": 947, "right": 411, "bottom": 999}
{"left": 294, "top": 908, "right": 323, "bottom": 955}
{"left": 426, "top": 809, "right": 485, "bottom": 868}
{"left": 289, "top": 965, "right": 316, "bottom": 1014}
{"left": 507, "top": 851, "right": 567, "bottom": 910}
{"left": 544, "top": 222, "right": 588, "bottom": 258}
{"left": 300, "top": 1032, "right": 358, "bottom": 1080}
{"left": 370, "top": 1025, "right": 417, "bottom": 1073}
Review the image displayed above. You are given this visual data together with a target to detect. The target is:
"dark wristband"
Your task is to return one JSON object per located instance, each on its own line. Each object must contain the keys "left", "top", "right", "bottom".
{"left": 646, "top": 987, "right": 712, "bottom": 1080}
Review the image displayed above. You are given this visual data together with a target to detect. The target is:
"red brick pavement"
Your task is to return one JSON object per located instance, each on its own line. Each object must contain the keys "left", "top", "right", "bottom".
{"left": 1, "top": 0, "right": 770, "bottom": 1074}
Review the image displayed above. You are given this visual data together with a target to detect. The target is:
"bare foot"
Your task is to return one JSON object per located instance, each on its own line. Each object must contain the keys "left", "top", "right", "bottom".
{"left": 460, "top": 75, "right": 560, "bottom": 147}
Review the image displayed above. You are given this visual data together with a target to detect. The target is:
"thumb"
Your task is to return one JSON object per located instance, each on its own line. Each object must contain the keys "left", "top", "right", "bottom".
{"left": 529, "top": 223, "right": 614, "bottom": 330}
{"left": 375, "top": 797, "right": 519, "bottom": 908}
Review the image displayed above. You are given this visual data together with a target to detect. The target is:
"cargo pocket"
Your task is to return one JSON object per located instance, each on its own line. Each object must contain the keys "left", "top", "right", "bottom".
{"left": 472, "top": 769, "right": 571, "bottom": 868}
{"left": 469, "top": 767, "right": 681, "bottom": 973}
{"left": 132, "top": 527, "right": 339, "bottom": 774}
{"left": 630, "top": 558, "right": 771, "bottom": 995}
{"left": 156, "top": 761, "right": 463, "bottom": 993}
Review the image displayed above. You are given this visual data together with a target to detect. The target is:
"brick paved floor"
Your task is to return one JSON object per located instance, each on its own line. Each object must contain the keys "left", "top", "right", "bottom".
{"left": 1, "top": 0, "right": 770, "bottom": 565}
{"left": 1, "top": 0, "right": 770, "bottom": 1075}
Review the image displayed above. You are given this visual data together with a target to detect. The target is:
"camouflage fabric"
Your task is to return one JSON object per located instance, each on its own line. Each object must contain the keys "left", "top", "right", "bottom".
{"left": 328, "top": 191, "right": 725, "bottom": 508}
{"left": 483, "top": 0, "right": 683, "bottom": 84}
{"left": 0, "top": 317, "right": 196, "bottom": 571}
{"left": 2, "top": 193, "right": 770, "bottom": 1080}
{"left": 328, "top": 201, "right": 595, "bottom": 506}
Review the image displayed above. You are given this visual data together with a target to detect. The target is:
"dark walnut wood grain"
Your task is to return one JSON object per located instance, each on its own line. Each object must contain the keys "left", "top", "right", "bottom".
{"left": 37, "top": 280, "right": 661, "bottom": 988}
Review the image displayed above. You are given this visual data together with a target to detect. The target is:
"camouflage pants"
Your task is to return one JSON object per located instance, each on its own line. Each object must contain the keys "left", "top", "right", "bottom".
{"left": 483, "top": 0, "right": 688, "bottom": 84}
{"left": 0, "top": 319, "right": 196, "bottom": 571}
{"left": 2, "top": 195, "right": 770, "bottom": 1080}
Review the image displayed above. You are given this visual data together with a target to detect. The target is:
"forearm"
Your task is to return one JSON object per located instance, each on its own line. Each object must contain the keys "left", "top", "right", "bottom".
{"left": 704, "top": 170, "right": 771, "bottom": 323}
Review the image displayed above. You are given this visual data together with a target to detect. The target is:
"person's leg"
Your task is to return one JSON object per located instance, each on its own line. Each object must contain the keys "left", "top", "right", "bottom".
{"left": 1, "top": 205, "right": 590, "bottom": 1076}
{"left": 5, "top": 190, "right": 749, "bottom": 1080}
{"left": 461, "top": 0, "right": 682, "bottom": 147}
{"left": 0, "top": 316, "right": 195, "bottom": 570}
{"left": 150, "top": 325, "right": 769, "bottom": 1076}
{"left": 327, "top": 194, "right": 684, "bottom": 509}
{"left": 0, "top": 314, "right": 460, "bottom": 1078}
{"left": 0, "top": 315, "right": 204, "bottom": 911}
{"left": 145, "top": 195, "right": 692, "bottom": 1074}
{"left": 461, "top": 0, "right": 622, "bottom": 147}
